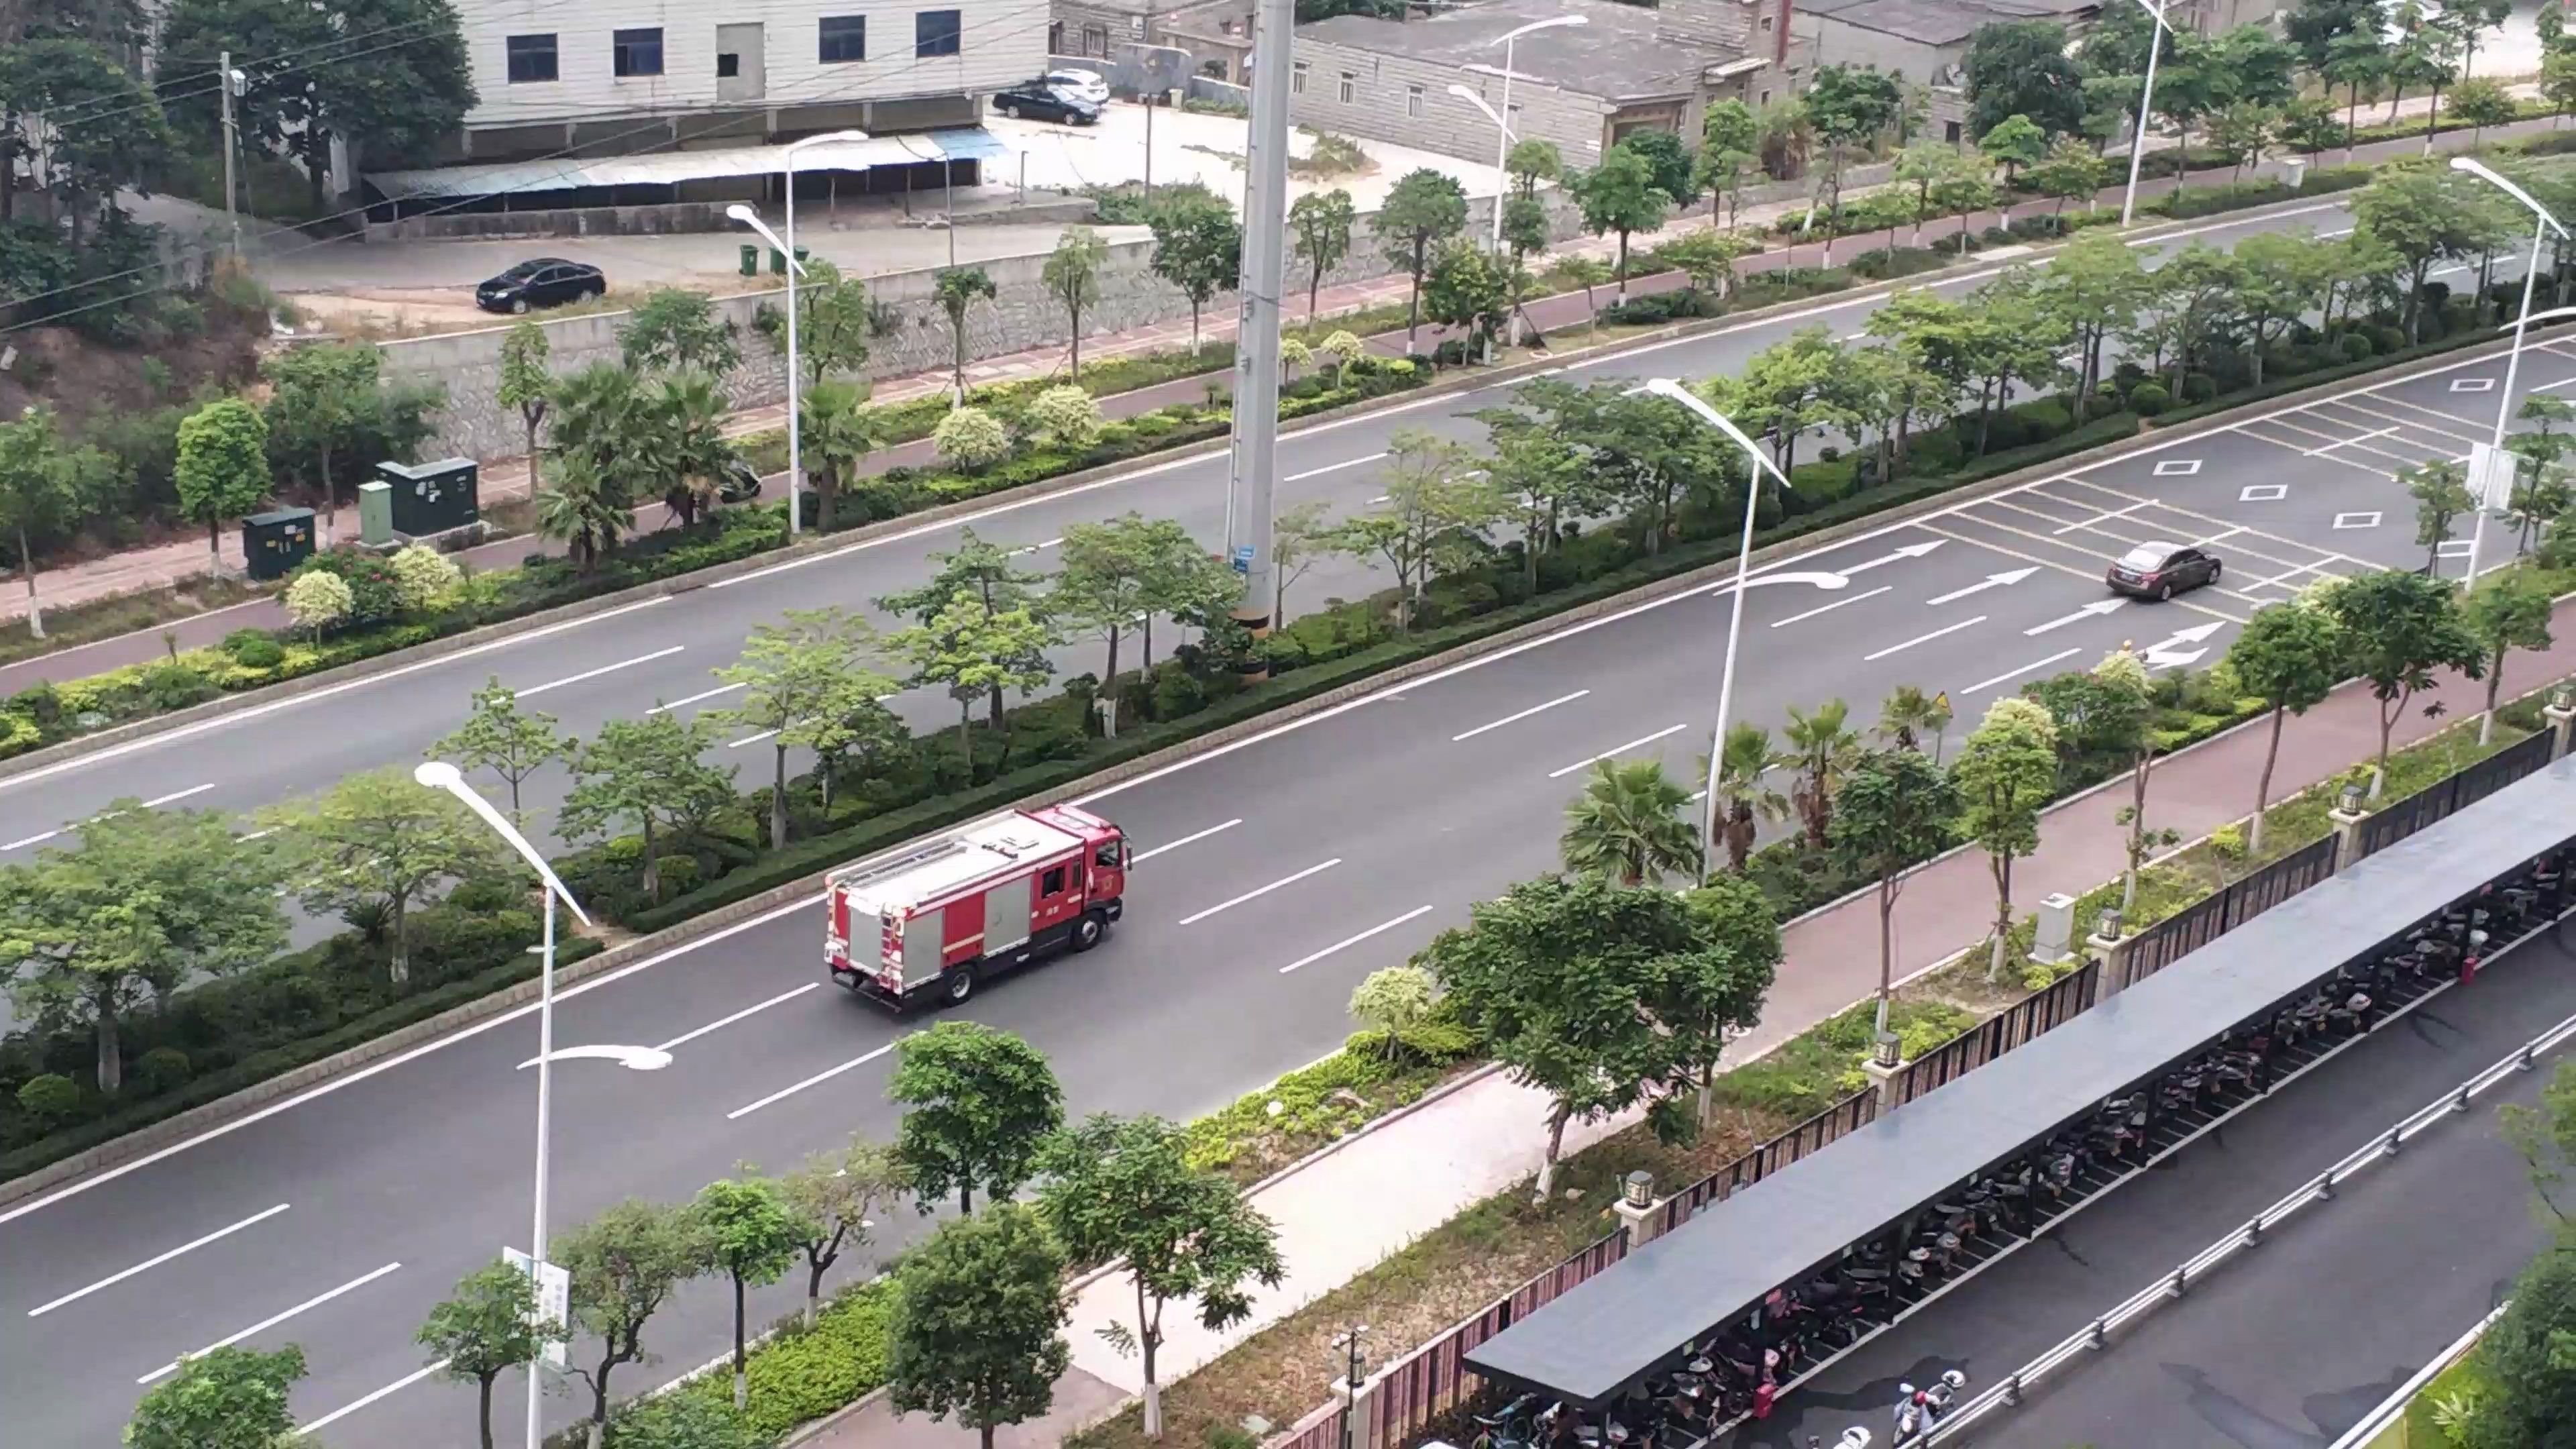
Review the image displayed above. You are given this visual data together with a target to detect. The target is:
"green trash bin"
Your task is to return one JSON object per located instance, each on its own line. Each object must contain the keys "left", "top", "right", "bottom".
{"left": 738, "top": 243, "right": 759, "bottom": 276}
{"left": 767, "top": 246, "right": 810, "bottom": 276}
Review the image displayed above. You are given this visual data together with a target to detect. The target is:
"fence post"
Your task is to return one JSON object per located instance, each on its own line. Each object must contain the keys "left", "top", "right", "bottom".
{"left": 1862, "top": 1049, "right": 1904, "bottom": 1116}
{"left": 2329, "top": 795, "right": 2369, "bottom": 873}
{"left": 2089, "top": 914, "right": 2138, "bottom": 999}
{"left": 1613, "top": 1171, "right": 1666, "bottom": 1248}
{"left": 2548, "top": 688, "right": 2575, "bottom": 761}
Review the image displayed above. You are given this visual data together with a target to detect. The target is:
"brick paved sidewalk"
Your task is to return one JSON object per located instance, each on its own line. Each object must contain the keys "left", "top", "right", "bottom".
{"left": 792, "top": 604, "right": 2576, "bottom": 1449}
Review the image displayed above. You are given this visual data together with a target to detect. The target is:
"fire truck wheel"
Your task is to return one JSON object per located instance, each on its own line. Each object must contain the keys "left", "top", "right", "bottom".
{"left": 943, "top": 965, "right": 977, "bottom": 1004}
{"left": 1071, "top": 914, "right": 1105, "bottom": 952}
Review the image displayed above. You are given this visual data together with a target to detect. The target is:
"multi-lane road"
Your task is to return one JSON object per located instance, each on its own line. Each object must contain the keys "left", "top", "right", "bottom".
{"left": 2, "top": 195, "right": 2570, "bottom": 1445}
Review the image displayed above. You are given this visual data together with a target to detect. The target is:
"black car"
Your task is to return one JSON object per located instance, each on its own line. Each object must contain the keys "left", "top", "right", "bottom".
{"left": 2106, "top": 540, "right": 2222, "bottom": 600}
{"left": 992, "top": 81, "right": 1103, "bottom": 125}
{"left": 716, "top": 457, "right": 765, "bottom": 503}
{"left": 475, "top": 258, "right": 606, "bottom": 315}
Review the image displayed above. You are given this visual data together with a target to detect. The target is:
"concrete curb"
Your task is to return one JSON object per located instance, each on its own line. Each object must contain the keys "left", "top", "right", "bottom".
{"left": 0, "top": 189, "right": 2328, "bottom": 788}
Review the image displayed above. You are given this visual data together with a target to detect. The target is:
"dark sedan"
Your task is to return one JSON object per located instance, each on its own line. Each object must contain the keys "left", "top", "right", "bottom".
{"left": 2106, "top": 540, "right": 2223, "bottom": 600}
{"left": 992, "top": 81, "right": 1103, "bottom": 125}
{"left": 474, "top": 258, "right": 606, "bottom": 315}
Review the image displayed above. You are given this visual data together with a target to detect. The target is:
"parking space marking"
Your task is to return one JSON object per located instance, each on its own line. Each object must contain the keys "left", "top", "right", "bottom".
{"left": 2049, "top": 480, "right": 2381, "bottom": 572}
{"left": 2151, "top": 459, "right": 2203, "bottom": 477}
{"left": 2296, "top": 401, "right": 2473, "bottom": 455}
{"left": 2240, "top": 484, "right": 2288, "bottom": 502}
{"left": 2451, "top": 376, "right": 2498, "bottom": 393}
{"left": 2300, "top": 425, "right": 2399, "bottom": 457}
{"left": 2048, "top": 497, "right": 2158, "bottom": 535}
{"left": 2334, "top": 511, "right": 2384, "bottom": 529}
{"left": 2004, "top": 492, "right": 2351, "bottom": 578}
{"left": 2246, "top": 558, "right": 2351, "bottom": 592}
{"left": 2335, "top": 392, "right": 2491, "bottom": 439}
{"left": 2234, "top": 412, "right": 2438, "bottom": 468}
{"left": 2230, "top": 423, "right": 2410, "bottom": 475}
{"left": 2436, "top": 539, "right": 2475, "bottom": 559}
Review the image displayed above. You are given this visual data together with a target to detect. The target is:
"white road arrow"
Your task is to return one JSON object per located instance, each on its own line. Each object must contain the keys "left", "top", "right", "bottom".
{"left": 1835, "top": 540, "right": 1945, "bottom": 577}
{"left": 1926, "top": 568, "right": 2038, "bottom": 606}
{"left": 2141, "top": 620, "right": 2228, "bottom": 668}
{"left": 2024, "top": 598, "right": 2128, "bottom": 636}
{"left": 1707, "top": 570, "right": 1854, "bottom": 598}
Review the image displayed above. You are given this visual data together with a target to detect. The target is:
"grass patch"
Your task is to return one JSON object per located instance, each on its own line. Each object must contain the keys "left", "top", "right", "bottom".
{"left": 0, "top": 574, "right": 270, "bottom": 669}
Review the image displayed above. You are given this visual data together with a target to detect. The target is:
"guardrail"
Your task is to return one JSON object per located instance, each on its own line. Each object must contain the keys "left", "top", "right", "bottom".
{"left": 1919, "top": 945, "right": 2576, "bottom": 1444}
{"left": 2326, "top": 1300, "right": 2510, "bottom": 1449}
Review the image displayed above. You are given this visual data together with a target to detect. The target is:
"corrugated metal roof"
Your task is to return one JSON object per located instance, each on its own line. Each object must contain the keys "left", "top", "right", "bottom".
{"left": 366, "top": 127, "right": 1012, "bottom": 201}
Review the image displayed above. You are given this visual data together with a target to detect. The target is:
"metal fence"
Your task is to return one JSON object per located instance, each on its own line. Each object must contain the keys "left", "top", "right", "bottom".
{"left": 1656, "top": 1089, "right": 1882, "bottom": 1235}
{"left": 1354, "top": 1232, "right": 1630, "bottom": 1449}
{"left": 2117, "top": 833, "right": 2341, "bottom": 987}
{"left": 2353, "top": 730, "right": 2556, "bottom": 861}
{"left": 1890, "top": 959, "right": 2102, "bottom": 1106}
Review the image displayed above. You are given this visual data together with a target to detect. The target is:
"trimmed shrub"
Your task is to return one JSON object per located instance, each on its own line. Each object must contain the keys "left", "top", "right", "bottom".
{"left": 930, "top": 406, "right": 1010, "bottom": 472}
{"left": 2336, "top": 331, "right": 2375, "bottom": 363}
{"left": 2129, "top": 381, "right": 2171, "bottom": 416}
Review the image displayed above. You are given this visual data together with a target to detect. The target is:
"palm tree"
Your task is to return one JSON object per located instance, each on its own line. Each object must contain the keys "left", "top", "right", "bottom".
{"left": 1700, "top": 722, "right": 1789, "bottom": 873}
{"left": 535, "top": 451, "right": 633, "bottom": 572}
{"left": 642, "top": 371, "right": 732, "bottom": 527}
{"left": 1774, "top": 699, "right": 1862, "bottom": 849}
{"left": 1560, "top": 757, "right": 1701, "bottom": 886}
{"left": 800, "top": 378, "right": 879, "bottom": 532}
{"left": 546, "top": 362, "right": 646, "bottom": 480}
{"left": 932, "top": 266, "right": 998, "bottom": 405}
{"left": 1876, "top": 684, "right": 1955, "bottom": 762}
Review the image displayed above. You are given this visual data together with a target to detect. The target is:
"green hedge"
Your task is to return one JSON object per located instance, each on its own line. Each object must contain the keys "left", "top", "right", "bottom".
{"left": 671, "top": 1280, "right": 896, "bottom": 1440}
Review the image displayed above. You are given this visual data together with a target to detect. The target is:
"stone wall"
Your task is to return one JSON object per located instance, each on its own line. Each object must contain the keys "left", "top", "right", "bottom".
{"left": 389, "top": 187, "right": 1588, "bottom": 461}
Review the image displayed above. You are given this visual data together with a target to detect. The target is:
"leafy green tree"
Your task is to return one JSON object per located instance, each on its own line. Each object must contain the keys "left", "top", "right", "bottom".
{"left": 433, "top": 677, "right": 570, "bottom": 826}
{"left": 1893, "top": 141, "right": 1966, "bottom": 244}
{"left": 2320, "top": 570, "right": 2484, "bottom": 794}
{"left": 1147, "top": 195, "right": 1242, "bottom": 352}
{"left": 125, "top": 1344, "right": 305, "bottom": 1449}
{"left": 2279, "top": 95, "right": 2345, "bottom": 160}
{"left": 2508, "top": 394, "right": 2576, "bottom": 556}
{"left": 2455, "top": 1232, "right": 2576, "bottom": 1449}
{"left": 1929, "top": 158, "right": 1998, "bottom": 256}
{"left": 1289, "top": 188, "right": 1358, "bottom": 319}
{"left": 2233, "top": 229, "right": 2329, "bottom": 386}
{"left": 1951, "top": 696, "right": 2060, "bottom": 980}
{"left": 780, "top": 1138, "right": 903, "bottom": 1328}
{"left": 283, "top": 568, "right": 354, "bottom": 640}
{"left": 1697, "top": 101, "right": 1760, "bottom": 225}
{"left": 714, "top": 608, "right": 892, "bottom": 849}
{"left": 1734, "top": 326, "right": 1850, "bottom": 476}
{"left": 1270, "top": 499, "right": 1332, "bottom": 623}
{"left": 1978, "top": 113, "right": 2048, "bottom": 182}
{"left": 1703, "top": 722, "right": 1788, "bottom": 872}
{"left": 1375, "top": 168, "right": 1470, "bottom": 349}
{"left": 173, "top": 396, "right": 269, "bottom": 570}
{"left": 2226, "top": 599, "right": 2348, "bottom": 849}
{"left": 1830, "top": 749, "right": 1960, "bottom": 1034}
{"left": 878, "top": 527, "right": 1048, "bottom": 697}
{"left": 889, "top": 1020, "right": 1065, "bottom": 1214}
{"left": 761, "top": 256, "right": 874, "bottom": 385}
{"left": 556, "top": 1198, "right": 710, "bottom": 1448}
{"left": 1964, "top": 19, "right": 2087, "bottom": 138}
{"left": 1653, "top": 231, "right": 1758, "bottom": 302}
{"left": 2324, "top": 25, "right": 2392, "bottom": 147}
{"left": 692, "top": 1175, "right": 806, "bottom": 1411}
{"left": 1560, "top": 757, "right": 1701, "bottom": 888}
{"left": 2544, "top": 50, "right": 2576, "bottom": 130}
{"left": 1674, "top": 872, "right": 1782, "bottom": 1122}
{"left": 1470, "top": 402, "right": 1598, "bottom": 589}
{"left": 2204, "top": 101, "right": 2278, "bottom": 184}
{"left": 2031, "top": 136, "right": 2110, "bottom": 220}
{"left": 557, "top": 714, "right": 739, "bottom": 903}
{"left": 1034, "top": 1114, "right": 1285, "bottom": 1439}
{"left": 886, "top": 1205, "right": 1071, "bottom": 1449}
{"left": 417, "top": 1260, "right": 555, "bottom": 1449}
{"left": 1516, "top": 378, "right": 1728, "bottom": 555}
{"left": 892, "top": 589, "right": 1053, "bottom": 773}
{"left": 1803, "top": 64, "right": 1904, "bottom": 255}
{"left": 1052, "top": 513, "right": 1162, "bottom": 682}
{"left": 932, "top": 405, "right": 1010, "bottom": 473}
{"left": 2463, "top": 571, "right": 2557, "bottom": 744}
{"left": 1506, "top": 137, "right": 1563, "bottom": 198}
{"left": 1616, "top": 128, "right": 1697, "bottom": 209}
{"left": 1134, "top": 517, "right": 1240, "bottom": 667}
{"left": 498, "top": 318, "right": 554, "bottom": 465}
{"left": 800, "top": 378, "right": 879, "bottom": 531}
{"left": 1569, "top": 145, "right": 1669, "bottom": 293}
{"left": 1323, "top": 430, "right": 1505, "bottom": 629}
{"left": 0, "top": 402, "right": 96, "bottom": 639}
{"left": 932, "top": 266, "right": 998, "bottom": 403}
{"left": 1042, "top": 227, "right": 1110, "bottom": 378}
{"left": 0, "top": 802, "right": 285, "bottom": 1090}
{"left": 258, "top": 766, "right": 508, "bottom": 983}
{"left": 1420, "top": 237, "right": 1515, "bottom": 358}
{"left": 0, "top": 37, "right": 173, "bottom": 231}
{"left": 2353, "top": 164, "right": 2489, "bottom": 340}
{"left": 620, "top": 287, "right": 740, "bottom": 375}
{"left": 261, "top": 341, "right": 381, "bottom": 535}
{"left": 2404, "top": 459, "right": 2477, "bottom": 573}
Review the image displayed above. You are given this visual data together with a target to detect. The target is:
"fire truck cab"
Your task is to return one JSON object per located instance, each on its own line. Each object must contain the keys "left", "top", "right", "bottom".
{"left": 825, "top": 804, "right": 1127, "bottom": 1010}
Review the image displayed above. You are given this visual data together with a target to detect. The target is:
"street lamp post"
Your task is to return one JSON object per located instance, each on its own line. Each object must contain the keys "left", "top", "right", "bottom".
{"left": 1482, "top": 15, "right": 1585, "bottom": 252}
{"left": 2117, "top": 0, "right": 2170, "bottom": 229}
{"left": 1449, "top": 83, "right": 1517, "bottom": 362}
{"left": 1639, "top": 378, "right": 1794, "bottom": 885}
{"left": 2451, "top": 156, "right": 2567, "bottom": 592}
{"left": 729, "top": 131, "right": 869, "bottom": 540}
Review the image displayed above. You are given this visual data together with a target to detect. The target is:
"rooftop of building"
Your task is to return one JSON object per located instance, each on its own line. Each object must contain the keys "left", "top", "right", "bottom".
{"left": 1800, "top": 0, "right": 2094, "bottom": 47}
{"left": 1294, "top": 0, "right": 1725, "bottom": 103}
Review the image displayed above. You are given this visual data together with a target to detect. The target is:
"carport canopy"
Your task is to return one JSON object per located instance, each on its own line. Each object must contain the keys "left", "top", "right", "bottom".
{"left": 1461, "top": 753, "right": 2576, "bottom": 1407}
{"left": 366, "top": 128, "right": 1011, "bottom": 202}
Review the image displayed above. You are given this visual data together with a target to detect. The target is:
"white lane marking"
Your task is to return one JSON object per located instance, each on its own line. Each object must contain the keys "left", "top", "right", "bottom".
{"left": 27, "top": 1203, "right": 292, "bottom": 1318}
{"left": 1772, "top": 585, "right": 1890, "bottom": 627}
{"left": 729, "top": 728, "right": 780, "bottom": 749}
{"left": 1178, "top": 859, "right": 1343, "bottom": 926}
{"left": 2025, "top": 598, "right": 2127, "bottom": 635}
{"left": 648, "top": 682, "right": 746, "bottom": 714}
{"left": 653, "top": 983, "right": 821, "bottom": 1053}
{"left": 1, "top": 827, "right": 57, "bottom": 851}
{"left": 139, "top": 1261, "right": 402, "bottom": 1383}
{"left": 1547, "top": 723, "right": 1688, "bottom": 780}
{"left": 0, "top": 892, "right": 820, "bottom": 1226}
{"left": 1962, "top": 649, "right": 2081, "bottom": 696}
{"left": 2320, "top": 227, "right": 2352, "bottom": 239}
{"left": 1008, "top": 537, "right": 1065, "bottom": 556}
{"left": 727, "top": 1042, "right": 899, "bottom": 1120}
{"left": 5, "top": 782, "right": 223, "bottom": 850}
{"left": 294, "top": 1358, "right": 449, "bottom": 1438}
{"left": 1286, "top": 453, "right": 1387, "bottom": 482}
{"left": 1452, "top": 689, "right": 1591, "bottom": 741}
{"left": 2307, "top": 425, "right": 2398, "bottom": 455}
{"left": 140, "top": 784, "right": 218, "bottom": 808}
{"left": 235, "top": 828, "right": 274, "bottom": 843}
{"left": 517, "top": 646, "right": 686, "bottom": 698}
{"left": 1278, "top": 906, "right": 1437, "bottom": 975}
{"left": 1925, "top": 568, "right": 2037, "bottom": 605}
{"left": 0, "top": 596, "right": 673, "bottom": 796}
{"left": 1131, "top": 818, "right": 1242, "bottom": 862}
{"left": 1864, "top": 615, "right": 1988, "bottom": 662}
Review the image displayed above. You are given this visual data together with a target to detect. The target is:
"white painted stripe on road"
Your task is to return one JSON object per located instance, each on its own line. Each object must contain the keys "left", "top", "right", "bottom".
{"left": 1962, "top": 649, "right": 2081, "bottom": 696}
{"left": 0, "top": 596, "right": 674, "bottom": 796}
{"left": 2051, "top": 498, "right": 2156, "bottom": 535}
{"left": 139, "top": 1261, "right": 402, "bottom": 1383}
{"left": 648, "top": 682, "right": 746, "bottom": 714}
{"left": 1008, "top": 537, "right": 1065, "bottom": 556}
{"left": 729, "top": 728, "right": 780, "bottom": 749}
{"left": 1453, "top": 690, "right": 1591, "bottom": 741}
{"left": 1179, "top": 859, "right": 1342, "bottom": 926}
{"left": 727, "top": 1042, "right": 899, "bottom": 1120}
{"left": 1132, "top": 818, "right": 1242, "bottom": 862}
{"left": 1772, "top": 585, "right": 1890, "bottom": 627}
{"left": 1864, "top": 616, "right": 1987, "bottom": 662}
{"left": 140, "top": 784, "right": 218, "bottom": 808}
{"left": 653, "top": 983, "right": 820, "bottom": 1053}
{"left": 1286, "top": 453, "right": 1387, "bottom": 481}
{"left": 27, "top": 1202, "right": 290, "bottom": 1317}
{"left": 1279, "top": 906, "right": 1436, "bottom": 975}
{"left": 1547, "top": 723, "right": 1688, "bottom": 779}
{"left": 295, "top": 1358, "right": 449, "bottom": 1438}
{"left": 1, "top": 827, "right": 56, "bottom": 851}
{"left": 235, "top": 828, "right": 274, "bottom": 843}
{"left": 518, "top": 646, "right": 686, "bottom": 698}
{"left": 6, "top": 782, "right": 223, "bottom": 851}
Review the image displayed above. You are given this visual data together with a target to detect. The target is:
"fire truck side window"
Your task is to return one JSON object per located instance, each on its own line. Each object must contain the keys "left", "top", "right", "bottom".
{"left": 1042, "top": 865, "right": 1067, "bottom": 896}
{"left": 1095, "top": 841, "right": 1124, "bottom": 869}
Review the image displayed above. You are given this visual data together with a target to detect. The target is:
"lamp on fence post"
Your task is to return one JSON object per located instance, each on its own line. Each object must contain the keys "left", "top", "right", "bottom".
{"left": 1332, "top": 1325, "right": 1370, "bottom": 1449}
{"left": 2330, "top": 782, "right": 2371, "bottom": 876}
{"left": 2551, "top": 686, "right": 2576, "bottom": 761}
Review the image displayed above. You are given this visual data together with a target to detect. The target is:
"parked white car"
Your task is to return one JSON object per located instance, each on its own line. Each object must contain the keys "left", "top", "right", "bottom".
{"left": 1046, "top": 67, "right": 1110, "bottom": 105}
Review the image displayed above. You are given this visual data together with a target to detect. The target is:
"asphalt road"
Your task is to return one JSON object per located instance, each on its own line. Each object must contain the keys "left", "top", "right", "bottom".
{"left": 1743, "top": 930, "right": 2576, "bottom": 1449}
{"left": 4, "top": 203, "right": 2573, "bottom": 1445}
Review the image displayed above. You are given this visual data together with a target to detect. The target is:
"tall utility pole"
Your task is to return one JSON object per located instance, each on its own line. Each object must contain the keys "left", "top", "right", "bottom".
{"left": 1224, "top": 0, "right": 1293, "bottom": 669}
{"left": 218, "top": 53, "right": 242, "bottom": 260}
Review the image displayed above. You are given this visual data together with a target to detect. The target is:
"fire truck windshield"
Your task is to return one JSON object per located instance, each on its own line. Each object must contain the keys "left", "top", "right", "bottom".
{"left": 1095, "top": 841, "right": 1124, "bottom": 868}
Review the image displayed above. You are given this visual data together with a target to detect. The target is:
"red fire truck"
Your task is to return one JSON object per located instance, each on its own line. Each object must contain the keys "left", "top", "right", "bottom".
{"left": 825, "top": 804, "right": 1128, "bottom": 1010}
